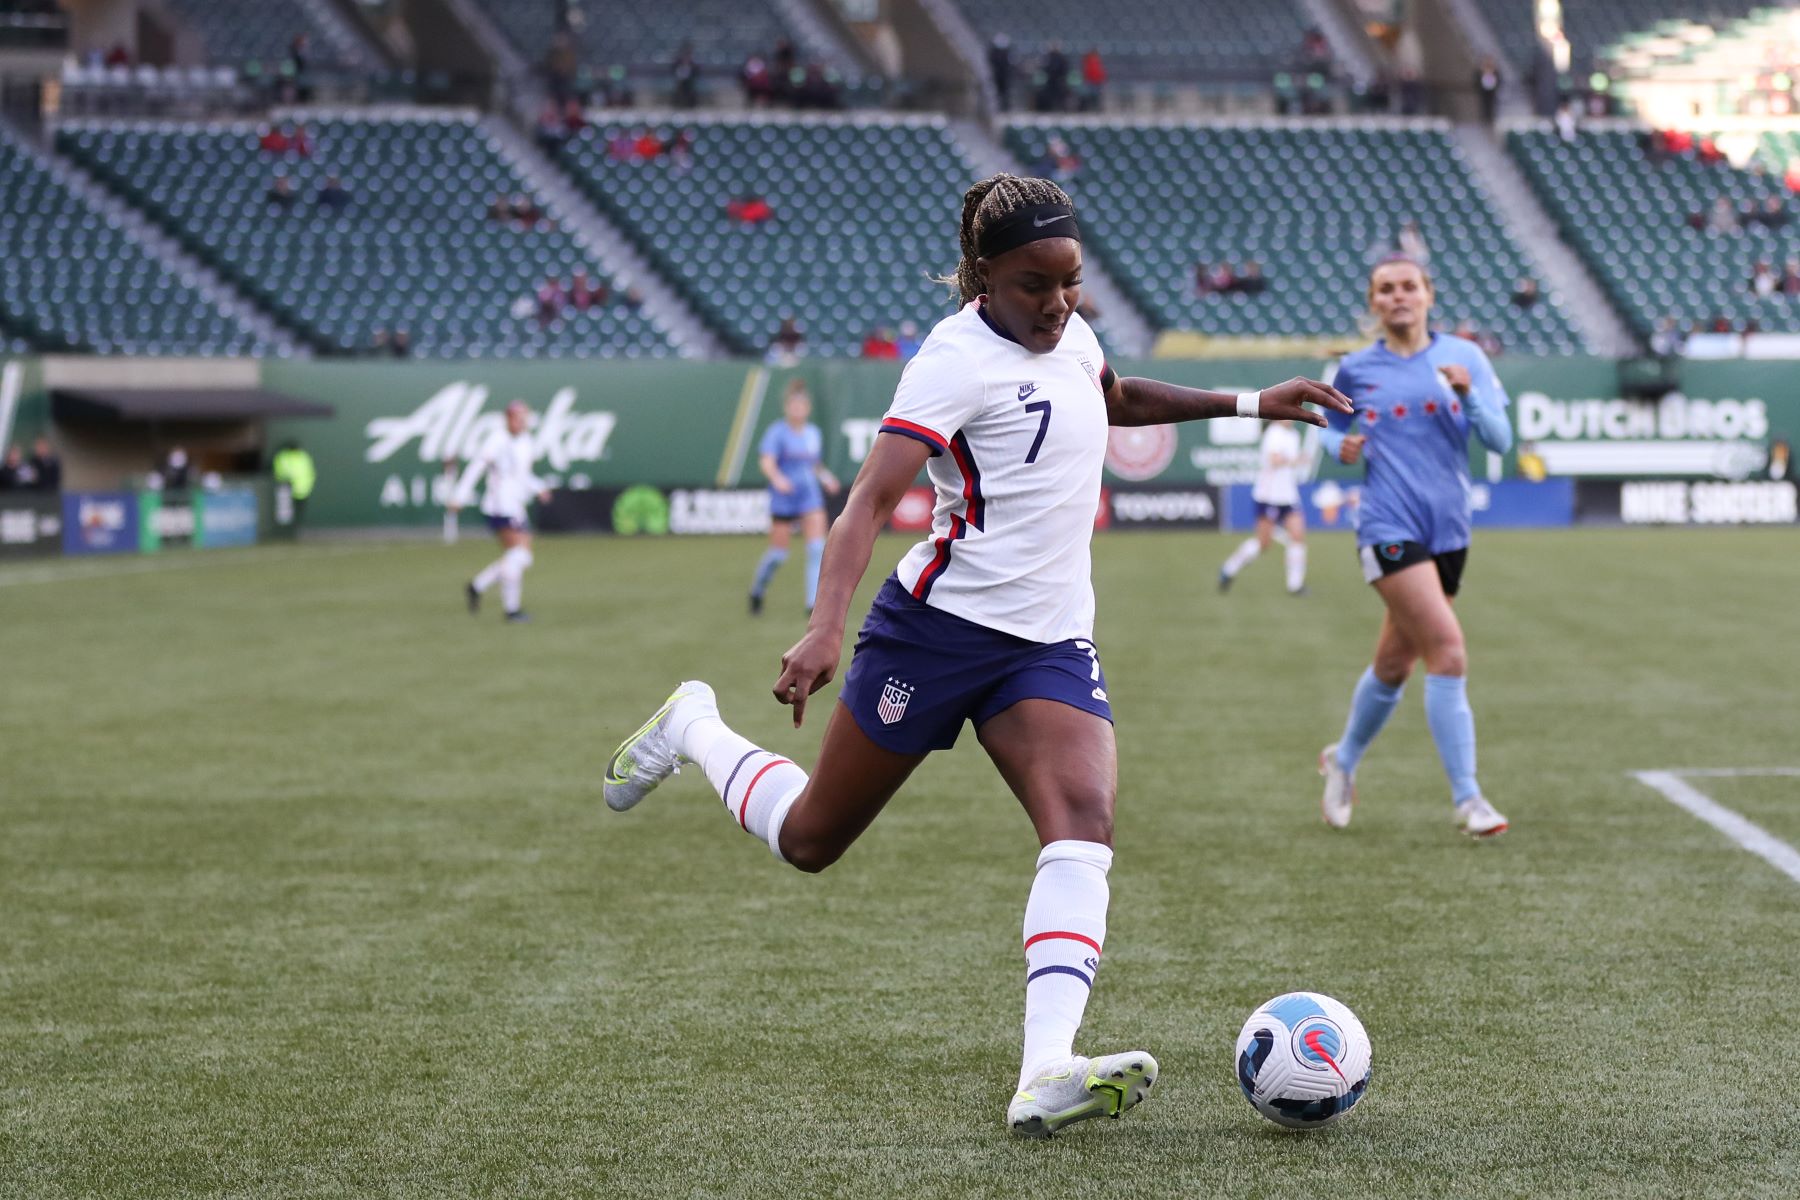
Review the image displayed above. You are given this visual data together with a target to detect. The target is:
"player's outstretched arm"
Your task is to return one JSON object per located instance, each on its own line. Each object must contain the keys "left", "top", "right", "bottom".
{"left": 773, "top": 432, "right": 931, "bottom": 727}
{"left": 1104, "top": 376, "right": 1352, "bottom": 428}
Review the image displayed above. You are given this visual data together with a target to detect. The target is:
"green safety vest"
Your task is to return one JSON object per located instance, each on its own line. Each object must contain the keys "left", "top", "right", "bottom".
{"left": 272, "top": 449, "right": 317, "bottom": 500}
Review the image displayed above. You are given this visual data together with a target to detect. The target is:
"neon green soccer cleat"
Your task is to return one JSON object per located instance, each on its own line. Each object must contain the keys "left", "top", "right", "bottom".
{"left": 603, "top": 680, "right": 716, "bottom": 812}
{"left": 1007, "top": 1051, "right": 1159, "bottom": 1139}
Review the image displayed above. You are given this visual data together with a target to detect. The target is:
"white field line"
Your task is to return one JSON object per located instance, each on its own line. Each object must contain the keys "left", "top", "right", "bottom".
{"left": 0, "top": 542, "right": 396, "bottom": 589}
{"left": 1632, "top": 769, "right": 1800, "bottom": 885}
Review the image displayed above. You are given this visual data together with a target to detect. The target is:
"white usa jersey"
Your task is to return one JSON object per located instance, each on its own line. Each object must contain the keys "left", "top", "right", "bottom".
{"left": 879, "top": 301, "right": 1110, "bottom": 643}
{"left": 455, "top": 431, "right": 545, "bottom": 521}
{"left": 1251, "top": 422, "right": 1302, "bottom": 508}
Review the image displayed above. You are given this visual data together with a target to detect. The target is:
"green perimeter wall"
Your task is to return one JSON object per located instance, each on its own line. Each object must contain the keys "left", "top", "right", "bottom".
{"left": 4, "top": 355, "right": 1794, "bottom": 529}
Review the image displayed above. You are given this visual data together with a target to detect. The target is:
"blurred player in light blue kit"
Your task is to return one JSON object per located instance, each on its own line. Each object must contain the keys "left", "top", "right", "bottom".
{"left": 748, "top": 378, "right": 840, "bottom": 615}
{"left": 1317, "top": 257, "right": 1514, "bottom": 838}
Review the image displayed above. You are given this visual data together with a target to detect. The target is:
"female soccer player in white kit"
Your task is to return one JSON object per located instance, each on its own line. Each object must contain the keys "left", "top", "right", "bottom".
{"left": 452, "top": 400, "right": 551, "bottom": 623}
{"left": 1217, "top": 419, "right": 1309, "bottom": 595}
{"left": 603, "top": 174, "right": 1352, "bottom": 1137}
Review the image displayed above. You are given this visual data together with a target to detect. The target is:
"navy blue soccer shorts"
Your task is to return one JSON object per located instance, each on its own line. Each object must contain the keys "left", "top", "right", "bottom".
{"left": 486, "top": 513, "right": 528, "bottom": 534}
{"left": 1256, "top": 502, "right": 1296, "bottom": 522}
{"left": 838, "top": 576, "right": 1113, "bottom": 755}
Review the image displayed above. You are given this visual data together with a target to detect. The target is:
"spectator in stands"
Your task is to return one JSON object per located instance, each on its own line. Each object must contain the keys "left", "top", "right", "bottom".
{"left": 0, "top": 444, "right": 27, "bottom": 490}
{"left": 286, "top": 33, "right": 310, "bottom": 77}
{"left": 672, "top": 41, "right": 700, "bottom": 109}
{"left": 1037, "top": 43, "right": 1071, "bottom": 113}
{"left": 668, "top": 128, "right": 696, "bottom": 172}
{"left": 1554, "top": 102, "right": 1578, "bottom": 144}
{"left": 259, "top": 124, "right": 291, "bottom": 155}
{"left": 726, "top": 193, "right": 774, "bottom": 225}
{"left": 162, "top": 446, "right": 191, "bottom": 491}
{"left": 896, "top": 320, "right": 922, "bottom": 360}
{"left": 1079, "top": 48, "right": 1106, "bottom": 112}
{"left": 1204, "top": 262, "right": 1238, "bottom": 294}
{"left": 29, "top": 438, "right": 60, "bottom": 491}
{"left": 1299, "top": 27, "right": 1332, "bottom": 73}
{"left": 1709, "top": 196, "right": 1742, "bottom": 235}
{"left": 1751, "top": 195, "right": 1790, "bottom": 230}
{"left": 1474, "top": 57, "right": 1502, "bottom": 125}
{"left": 1452, "top": 320, "right": 1501, "bottom": 356}
{"left": 570, "top": 270, "right": 608, "bottom": 311}
{"left": 1236, "top": 260, "right": 1268, "bottom": 295}
{"left": 390, "top": 329, "right": 412, "bottom": 358}
{"left": 1696, "top": 137, "right": 1726, "bottom": 167}
{"left": 1510, "top": 276, "right": 1540, "bottom": 309}
{"left": 288, "top": 123, "right": 313, "bottom": 158}
{"left": 537, "top": 276, "right": 568, "bottom": 325}
{"left": 266, "top": 175, "right": 296, "bottom": 211}
{"left": 988, "top": 34, "right": 1013, "bottom": 113}
{"left": 1194, "top": 261, "right": 1214, "bottom": 296}
{"left": 546, "top": 30, "right": 579, "bottom": 103}
{"left": 536, "top": 100, "right": 570, "bottom": 154}
{"left": 1750, "top": 260, "right": 1778, "bottom": 298}
{"left": 563, "top": 98, "right": 586, "bottom": 136}
{"left": 741, "top": 54, "right": 773, "bottom": 106}
{"left": 772, "top": 39, "right": 799, "bottom": 104}
{"left": 488, "top": 194, "right": 511, "bottom": 223}
{"left": 860, "top": 328, "right": 901, "bottom": 359}
{"left": 371, "top": 327, "right": 391, "bottom": 354}
{"left": 1397, "top": 220, "right": 1430, "bottom": 264}
{"left": 103, "top": 43, "right": 130, "bottom": 68}
{"left": 1649, "top": 317, "right": 1686, "bottom": 359}
{"left": 1031, "top": 136, "right": 1082, "bottom": 182}
{"left": 621, "top": 283, "right": 645, "bottom": 310}
{"left": 766, "top": 316, "right": 805, "bottom": 367}
{"left": 511, "top": 194, "right": 546, "bottom": 230}
{"left": 1783, "top": 258, "right": 1800, "bottom": 296}
{"left": 795, "top": 64, "right": 842, "bottom": 110}
{"left": 317, "top": 176, "right": 350, "bottom": 211}
{"left": 633, "top": 127, "right": 664, "bottom": 160}
{"left": 1786, "top": 161, "right": 1800, "bottom": 195}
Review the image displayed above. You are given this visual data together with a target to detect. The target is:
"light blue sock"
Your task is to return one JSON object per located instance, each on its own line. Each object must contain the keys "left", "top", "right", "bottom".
{"left": 803, "top": 538, "right": 825, "bottom": 609}
{"left": 750, "top": 547, "right": 787, "bottom": 598}
{"left": 1424, "top": 674, "right": 1481, "bottom": 804}
{"left": 1336, "top": 666, "right": 1404, "bottom": 774}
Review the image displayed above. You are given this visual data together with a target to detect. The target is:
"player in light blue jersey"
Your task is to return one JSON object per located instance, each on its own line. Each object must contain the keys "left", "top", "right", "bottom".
{"left": 1316, "top": 257, "right": 1515, "bottom": 838}
{"left": 749, "top": 378, "right": 840, "bottom": 616}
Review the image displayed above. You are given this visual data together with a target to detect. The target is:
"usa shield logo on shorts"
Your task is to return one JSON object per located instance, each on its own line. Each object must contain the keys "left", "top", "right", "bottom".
{"left": 1381, "top": 542, "right": 1405, "bottom": 561}
{"left": 878, "top": 678, "right": 914, "bottom": 725}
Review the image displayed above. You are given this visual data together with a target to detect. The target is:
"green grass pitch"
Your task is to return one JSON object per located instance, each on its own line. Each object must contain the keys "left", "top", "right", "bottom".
{"left": 2, "top": 528, "right": 1798, "bottom": 1198}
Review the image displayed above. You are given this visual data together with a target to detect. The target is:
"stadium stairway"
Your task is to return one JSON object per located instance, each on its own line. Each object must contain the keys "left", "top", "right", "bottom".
{"left": 908, "top": 0, "right": 997, "bottom": 114}
{"left": 947, "top": 119, "right": 1156, "bottom": 356}
{"left": 0, "top": 121, "right": 302, "bottom": 355}
{"left": 480, "top": 115, "right": 726, "bottom": 357}
{"left": 768, "top": 0, "right": 882, "bottom": 79}
{"left": 164, "top": 0, "right": 383, "bottom": 73}
{"left": 1452, "top": 123, "right": 1640, "bottom": 355}
{"left": 443, "top": 0, "right": 552, "bottom": 124}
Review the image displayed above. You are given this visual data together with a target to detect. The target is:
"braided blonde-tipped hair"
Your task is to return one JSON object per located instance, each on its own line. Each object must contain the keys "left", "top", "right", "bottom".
{"left": 941, "top": 173, "right": 1074, "bottom": 304}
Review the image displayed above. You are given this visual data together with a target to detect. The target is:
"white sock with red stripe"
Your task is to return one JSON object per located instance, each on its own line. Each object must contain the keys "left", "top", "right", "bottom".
{"left": 673, "top": 705, "right": 807, "bottom": 861}
{"left": 1018, "top": 839, "right": 1112, "bottom": 1088}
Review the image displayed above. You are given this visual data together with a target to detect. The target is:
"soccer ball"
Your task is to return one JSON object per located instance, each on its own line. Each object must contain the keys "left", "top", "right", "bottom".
{"left": 1234, "top": 991, "right": 1372, "bottom": 1129}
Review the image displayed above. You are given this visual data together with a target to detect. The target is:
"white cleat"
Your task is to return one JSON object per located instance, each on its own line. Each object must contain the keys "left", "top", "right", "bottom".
{"left": 603, "top": 680, "right": 716, "bottom": 812}
{"left": 1456, "top": 795, "right": 1509, "bottom": 839}
{"left": 1319, "top": 743, "right": 1356, "bottom": 829}
{"left": 1007, "top": 1051, "right": 1159, "bottom": 1139}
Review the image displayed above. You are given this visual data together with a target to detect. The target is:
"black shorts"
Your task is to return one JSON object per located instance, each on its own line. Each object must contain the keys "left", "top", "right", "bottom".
{"left": 1358, "top": 540, "right": 1468, "bottom": 597}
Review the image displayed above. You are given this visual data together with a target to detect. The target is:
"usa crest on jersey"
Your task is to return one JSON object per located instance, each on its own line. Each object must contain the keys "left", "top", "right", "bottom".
{"left": 878, "top": 678, "right": 915, "bottom": 725}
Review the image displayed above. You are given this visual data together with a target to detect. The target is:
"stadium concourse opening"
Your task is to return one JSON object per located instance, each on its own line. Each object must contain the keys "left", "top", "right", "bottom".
{"left": 49, "top": 386, "right": 333, "bottom": 493}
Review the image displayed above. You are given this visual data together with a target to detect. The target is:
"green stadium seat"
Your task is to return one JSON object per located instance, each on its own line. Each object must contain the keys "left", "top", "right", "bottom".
{"left": 56, "top": 115, "right": 672, "bottom": 359}
{"left": 1006, "top": 121, "right": 1581, "bottom": 352}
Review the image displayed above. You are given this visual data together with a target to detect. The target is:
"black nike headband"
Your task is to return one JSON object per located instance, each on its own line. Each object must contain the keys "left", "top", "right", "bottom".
{"left": 977, "top": 203, "right": 1081, "bottom": 260}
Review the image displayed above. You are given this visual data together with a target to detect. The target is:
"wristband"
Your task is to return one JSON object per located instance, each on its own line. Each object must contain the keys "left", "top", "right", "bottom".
{"left": 1236, "top": 391, "right": 1261, "bottom": 418}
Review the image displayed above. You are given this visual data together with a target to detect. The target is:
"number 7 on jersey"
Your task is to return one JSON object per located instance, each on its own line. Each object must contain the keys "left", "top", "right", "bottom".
{"left": 1023, "top": 401, "right": 1051, "bottom": 464}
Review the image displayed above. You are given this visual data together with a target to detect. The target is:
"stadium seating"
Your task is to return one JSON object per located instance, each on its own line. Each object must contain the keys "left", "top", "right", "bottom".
{"left": 1473, "top": 0, "right": 1775, "bottom": 71}
{"left": 1007, "top": 121, "right": 1582, "bottom": 352}
{"left": 0, "top": 135, "right": 262, "bottom": 355}
{"left": 165, "top": 0, "right": 357, "bottom": 69}
{"left": 474, "top": 0, "right": 823, "bottom": 74}
{"left": 1509, "top": 127, "right": 1800, "bottom": 335}
{"left": 557, "top": 117, "right": 972, "bottom": 356}
{"left": 957, "top": 0, "right": 1310, "bottom": 81}
{"left": 57, "top": 116, "right": 671, "bottom": 358}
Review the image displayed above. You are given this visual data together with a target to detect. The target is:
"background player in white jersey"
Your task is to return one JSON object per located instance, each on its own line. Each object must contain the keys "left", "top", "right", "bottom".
{"left": 1218, "top": 419, "right": 1309, "bottom": 595}
{"left": 602, "top": 174, "right": 1352, "bottom": 1137}
{"left": 451, "top": 400, "right": 550, "bottom": 623}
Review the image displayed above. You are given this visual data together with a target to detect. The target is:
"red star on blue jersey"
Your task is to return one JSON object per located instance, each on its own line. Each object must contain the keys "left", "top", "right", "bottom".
{"left": 1450, "top": 400, "right": 1462, "bottom": 415}
{"left": 1392, "top": 404, "right": 1408, "bottom": 419}
{"left": 1424, "top": 400, "right": 1439, "bottom": 415}
{"left": 1364, "top": 409, "right": 1379, "bottom": 424}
